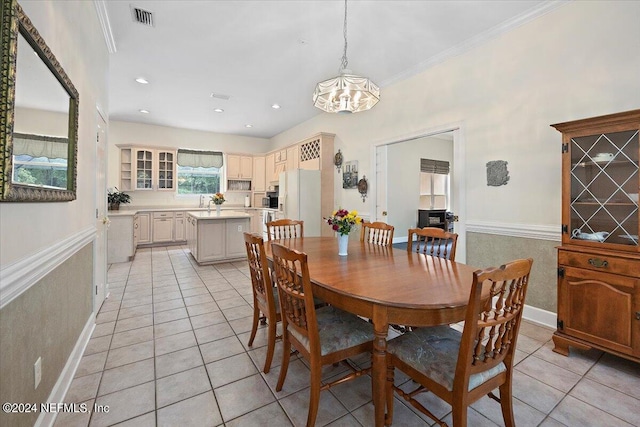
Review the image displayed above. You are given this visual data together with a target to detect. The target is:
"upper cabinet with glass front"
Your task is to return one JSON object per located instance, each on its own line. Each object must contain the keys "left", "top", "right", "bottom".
{"left": 119, "top": 146, "right": 175, "bottom": 191}
{"left": 552, "top": 110, "right": 640, "bottom": 251}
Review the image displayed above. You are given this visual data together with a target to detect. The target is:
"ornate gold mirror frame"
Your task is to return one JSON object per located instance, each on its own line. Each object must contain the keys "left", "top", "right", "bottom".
{"left": 0, "top": 0, "right": 79, "bottom": 201}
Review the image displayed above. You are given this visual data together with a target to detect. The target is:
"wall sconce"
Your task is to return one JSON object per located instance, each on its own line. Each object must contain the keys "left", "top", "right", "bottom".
{"left": 357, "top": 175, "right": 368, "bottom": 203}
{"left": 334, "top": 149, "right": 343, "bottom": 174}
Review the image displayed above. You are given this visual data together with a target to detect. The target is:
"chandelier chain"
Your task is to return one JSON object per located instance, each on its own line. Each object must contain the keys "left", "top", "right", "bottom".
{"left": 340, "top": 0, "right": 348, "bottom": 72}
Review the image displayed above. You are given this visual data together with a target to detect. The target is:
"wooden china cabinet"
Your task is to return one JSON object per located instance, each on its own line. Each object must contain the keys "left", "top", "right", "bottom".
{"left": 551, "top": 109, "right": 640, "bottom": 363}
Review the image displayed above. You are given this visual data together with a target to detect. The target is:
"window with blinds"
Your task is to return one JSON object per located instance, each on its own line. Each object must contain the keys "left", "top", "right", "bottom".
{"left": 419, "top": 158, "right": 450, "bottom": 210}
{"left": 176, "top": 149, "right": 224, "bottom": 195}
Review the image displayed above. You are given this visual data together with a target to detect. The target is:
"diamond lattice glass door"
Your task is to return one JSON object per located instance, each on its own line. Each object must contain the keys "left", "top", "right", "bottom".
{"left": 570, "top": 129, "right": 639, "bottom": 247}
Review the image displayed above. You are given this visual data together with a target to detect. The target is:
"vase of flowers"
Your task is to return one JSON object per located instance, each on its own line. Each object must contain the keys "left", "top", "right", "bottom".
{"left": 107, "top": 187, "right": 131, "bottom": 210}
{"left": 325, "top": 209, "right": 362, "bottom": 256}
{"left": 211, "top": 192, "right": 225, "bottom": 215}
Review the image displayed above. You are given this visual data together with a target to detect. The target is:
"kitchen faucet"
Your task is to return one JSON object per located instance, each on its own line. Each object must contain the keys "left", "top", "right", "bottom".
{"left": 199, "top": 194, "right": 205, "bottom": 208}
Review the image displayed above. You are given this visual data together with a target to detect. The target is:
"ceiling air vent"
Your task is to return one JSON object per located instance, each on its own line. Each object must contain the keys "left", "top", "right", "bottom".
{"left": 131, "top": 6, "right": 154, "bottom": 27}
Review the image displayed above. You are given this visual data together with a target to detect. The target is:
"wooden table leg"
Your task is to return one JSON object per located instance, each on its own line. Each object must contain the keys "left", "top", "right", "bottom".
{"left": 371, "top": 305, "right": 388, "bottom": 427}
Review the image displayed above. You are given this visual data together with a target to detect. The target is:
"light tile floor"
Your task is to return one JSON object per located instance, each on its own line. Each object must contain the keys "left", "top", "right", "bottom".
{"left": 56, "top": 246, "right": 640, "bottom": 426}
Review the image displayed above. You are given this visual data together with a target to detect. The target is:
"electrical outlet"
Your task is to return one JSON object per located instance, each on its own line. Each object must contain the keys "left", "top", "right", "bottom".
{"left": 237, "top": 225, "right": 242, "bottom": 232}
{"left": 34, "top": 357, "right": 42, "bottom": 389}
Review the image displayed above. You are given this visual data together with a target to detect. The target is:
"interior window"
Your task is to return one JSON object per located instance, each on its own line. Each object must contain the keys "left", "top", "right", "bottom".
{"left": 419, "top": 159, "right": 450, "bottom": 210}
{"left": 176, "top": 149, "right": 224, "bottom": 195}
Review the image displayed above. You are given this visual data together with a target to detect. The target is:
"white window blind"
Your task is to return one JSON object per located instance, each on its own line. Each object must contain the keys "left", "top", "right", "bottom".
{"left": 420, "top": 159, "right": 449, "bottom": 175}
{"left": 13, "top": 133, "right": 68, "bottom": 159}
{"left": 177, "top": 149, "right": 223, "bottom": 168}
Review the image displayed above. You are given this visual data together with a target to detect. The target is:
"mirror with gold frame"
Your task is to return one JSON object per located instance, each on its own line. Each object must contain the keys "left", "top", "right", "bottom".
{"left": 0, "top": 0, "right": 79, "bottom": 201}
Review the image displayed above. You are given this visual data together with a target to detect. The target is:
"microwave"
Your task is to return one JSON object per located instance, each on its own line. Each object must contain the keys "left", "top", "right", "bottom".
{"left": 262, "top": 196, "right": 278, "bottom": 208}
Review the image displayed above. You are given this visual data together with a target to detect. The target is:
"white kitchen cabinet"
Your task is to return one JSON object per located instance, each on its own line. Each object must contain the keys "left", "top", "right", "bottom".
{"left": 153, "top": 218, "right": 174, "bottom": 242}
{"left": 287, "top": 146, "right": 299, "bottom": 171}
{"left": 227, "top": 154, "right": 253, "bottom": 179}
{"left": 119, "top": 146, "right": 176, "bottom": 191}
{"left": 174, "top": 212, "right": 185, "bottom": 241}
{"left": 187, "top": 211, "right": 251, "bottom": 264}
{"left": 137, "top": 212, "right": 151, "bottom": 244}
{"left": 198, "top": 220, "right": 226, "bottom": 262}
{"left": 186, "top": 216, "right": 197, "bottom": 258}
{"left": 265, "top": 153, "right": 275, "bottom": 186}
{"left": 253, "top": 156, "right": 266, "bottom": 191}
{"left": 108, "top": 214, "right": 135, "bottom": 263}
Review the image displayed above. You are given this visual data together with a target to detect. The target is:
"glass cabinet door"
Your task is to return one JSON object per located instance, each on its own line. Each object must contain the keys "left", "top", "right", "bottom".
{"left": 136, "top": 149, "right": 153, "bottom": 190}
{"left": 569, "top": 129, "right": 639, "bottom": 247}
{"left": 157, "top": 151, "right": 174, "bottom": 190}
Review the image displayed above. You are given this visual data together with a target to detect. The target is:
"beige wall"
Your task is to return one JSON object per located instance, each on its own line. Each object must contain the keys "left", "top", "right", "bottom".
{"left": 0, "top": 244, "right": 93, "bottom": 427}
{"left": 467, "top": 233, "right": 558, "bottom": 312}
{"left": 107, "top": 120, "right": 270, "bottom": 207}
{"left": 387, "top": 135, "right": 453, "bottom": 238}
{"left": 267, "top": 1, "right": 640, "bottom": 313}
{"left": 0, "top": 0, "right": 109, "bottom": 266}
{"left": 0, "top": 0, "right": 108, "bottom": 420}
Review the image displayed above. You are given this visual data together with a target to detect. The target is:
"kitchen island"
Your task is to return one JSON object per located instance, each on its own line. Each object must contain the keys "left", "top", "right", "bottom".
{"left": 186, "top": 211, "right": 251, "bottom": 264}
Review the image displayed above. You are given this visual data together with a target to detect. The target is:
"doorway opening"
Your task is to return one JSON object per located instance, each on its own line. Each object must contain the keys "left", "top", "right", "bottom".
{"left": 371, "top": 125, "right": 466, "bottom": 262}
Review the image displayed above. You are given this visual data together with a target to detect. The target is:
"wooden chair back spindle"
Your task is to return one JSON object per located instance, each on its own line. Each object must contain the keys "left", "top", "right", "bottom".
{"left": 361, "top": 221, "right": 395, "bottom": 247}
{"left": 407, "top": 227, "right": 458, "bottom": 261}
{"left": 267, "top": 219, "right": 304, "bottom": 241}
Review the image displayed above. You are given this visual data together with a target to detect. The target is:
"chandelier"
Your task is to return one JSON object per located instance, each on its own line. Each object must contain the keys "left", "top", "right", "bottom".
{"left": 313, "top": 0, "right": 380, "bottom": 114}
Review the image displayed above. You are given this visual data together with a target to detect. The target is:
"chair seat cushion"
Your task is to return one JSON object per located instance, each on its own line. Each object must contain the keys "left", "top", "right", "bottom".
{"left": 255, "top": 286, "right": 280, "bottom": 314}
{"left": 387, "top": 325, "right": 505, "bottom": 392}
{"left": 289, "top": 306, "right": 374, "bottom": 356}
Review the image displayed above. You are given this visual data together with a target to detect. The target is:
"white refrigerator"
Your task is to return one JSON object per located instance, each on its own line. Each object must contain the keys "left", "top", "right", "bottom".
{"left": 278, "top": 169, "right": 321, "bottom": 236}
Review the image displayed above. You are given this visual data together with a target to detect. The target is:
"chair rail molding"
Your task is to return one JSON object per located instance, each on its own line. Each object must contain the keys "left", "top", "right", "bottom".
{"left": 0, "top": 226, "right": 96, "bottom": 309}
{"left": 466, "top": 220, "right": 560, "bottom": 242}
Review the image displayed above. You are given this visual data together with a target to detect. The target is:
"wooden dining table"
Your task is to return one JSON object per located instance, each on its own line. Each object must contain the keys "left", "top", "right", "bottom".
{"left": 264, "top": 236, "right": 480, "bottom": 427}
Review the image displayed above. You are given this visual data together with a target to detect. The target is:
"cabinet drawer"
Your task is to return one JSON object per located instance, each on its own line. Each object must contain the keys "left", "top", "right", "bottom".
{"left": 175, "top": 212, "right": 184, "bottom": 218}
{"left": 153, "top": 212, "right": 174, "bottom": 219}
{"left": 559, "top": 250, "right": 640, "bottom": 277}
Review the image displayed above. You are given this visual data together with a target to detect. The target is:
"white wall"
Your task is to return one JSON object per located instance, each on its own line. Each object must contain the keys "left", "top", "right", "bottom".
{"left": 269, "top": 1, "right": 640, "bottom": 230}
{"left": 0, "top": 1, "right": 109, "bottom": 266}
{"left": 108, "top": 120, "right": 269, "bottom": 207}
{"left": 387, "top": 135, "right": 453, "bottom": 239}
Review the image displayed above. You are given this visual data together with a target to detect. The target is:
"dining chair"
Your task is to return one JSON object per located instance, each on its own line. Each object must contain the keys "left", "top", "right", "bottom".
{"left": 266, "top": 219, "right": 304, "bottom": 241}
{"left": 361, "top": 221, "right": 395, "bottom": 247}
{"left": 385, "top": 258, "right": 534, "bottom": 427}
{"left": 271, "top": 242, "right": 375, "bottom": 427}
{"left": 407, "top": 227, "right": 459, "bottom": 261}
{"left": 243, "top": 232, "right": 281, "bottom": 374}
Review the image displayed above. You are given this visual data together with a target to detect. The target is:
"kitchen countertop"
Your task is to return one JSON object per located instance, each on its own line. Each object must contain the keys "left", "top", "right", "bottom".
{"left": 187, "top": 211, "right": 251, "bottom": 219}
{"left": 108, "top": 206, "right": 278, "bottom": 216}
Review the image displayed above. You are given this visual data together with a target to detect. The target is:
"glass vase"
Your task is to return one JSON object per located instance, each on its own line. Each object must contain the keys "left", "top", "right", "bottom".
{"left": 216, "top": 204, "right": 221, "bottom": 216}
{"left": 338, "top": 233, "right": 349, "bottom": 256}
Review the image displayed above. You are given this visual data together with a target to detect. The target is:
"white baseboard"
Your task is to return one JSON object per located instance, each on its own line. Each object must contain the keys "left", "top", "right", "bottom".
{"left": 35, "top": 314, "right": 95, "bottom": 427}
{"left": 523, "top": 304, "right": 557, "bottom": 329}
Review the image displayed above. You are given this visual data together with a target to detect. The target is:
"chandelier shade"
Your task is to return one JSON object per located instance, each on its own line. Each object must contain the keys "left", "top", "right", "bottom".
{"left": 312, "top": 0, "right": 379, "bottom": 114}
{"left": 313, "top": 71, "right": 380, "bottom": 114}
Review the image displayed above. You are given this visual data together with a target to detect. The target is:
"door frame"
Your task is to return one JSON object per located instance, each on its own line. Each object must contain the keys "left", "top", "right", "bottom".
{"left": 369, "top": 122, "right": 467, "bottom": 263}
{"left": 94, "top": 106, "right": 108, "bottom": 312}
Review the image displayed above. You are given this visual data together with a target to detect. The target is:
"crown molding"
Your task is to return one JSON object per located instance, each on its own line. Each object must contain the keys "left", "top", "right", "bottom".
{"left": 380, "top": 0, "right": 569, "bottom": 88}
{"left": 94, "top": 0, "right": 117, "bottom": 54}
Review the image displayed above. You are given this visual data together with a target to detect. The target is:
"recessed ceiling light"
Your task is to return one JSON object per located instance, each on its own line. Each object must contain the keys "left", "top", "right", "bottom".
{"left": 214, "top": 108, "right": 224, "bottom": 113}
{"left": 135, "top": 77, "right": 149, "bottom": 84}
{"left": 245, "top": 124, "right": 253, "bottom": 128}
{"left": 139, "top": 109, "right": 150, "bottom": 114}
{"left": 271, "top": 104, "right": 281, "bottom": 109}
